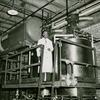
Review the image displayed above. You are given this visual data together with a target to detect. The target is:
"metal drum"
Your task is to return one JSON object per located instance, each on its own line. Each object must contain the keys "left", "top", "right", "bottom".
{"left": 61, "top": 38, "right": 93, "bottom": 64}
{"left": 61, "top": 38, "right": 95, "bottom": 78}
{"left": 57, "top": 37, "right": 96, "bottom": 97}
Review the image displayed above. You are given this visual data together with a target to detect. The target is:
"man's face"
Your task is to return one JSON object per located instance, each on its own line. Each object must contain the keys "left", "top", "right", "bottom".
{"left": 43, "top": 31, "right": 48, "bottom": 38}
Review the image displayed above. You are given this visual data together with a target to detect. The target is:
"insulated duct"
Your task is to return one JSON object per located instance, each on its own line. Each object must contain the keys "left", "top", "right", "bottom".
{"left": 0, "top": 36, "right": 4, "bottom": 52}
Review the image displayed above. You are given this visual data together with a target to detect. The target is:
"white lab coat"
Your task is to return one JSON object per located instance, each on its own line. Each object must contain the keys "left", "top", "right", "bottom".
{"left": 37, "top": 38, "right": 53, "bottom": 73}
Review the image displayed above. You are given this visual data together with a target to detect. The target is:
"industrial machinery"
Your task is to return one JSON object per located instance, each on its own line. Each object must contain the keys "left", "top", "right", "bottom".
{"left": 0, "top": 29, "right": 97, "bottom": 100}
{"left": 0, "top": 2, "right": 98, "bottom": 100}
{"left": 53, "top": 33, "right": 96, "bottom": 99}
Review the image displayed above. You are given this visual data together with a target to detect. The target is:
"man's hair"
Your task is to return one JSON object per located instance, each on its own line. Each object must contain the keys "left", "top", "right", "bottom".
{"left": 41, "top": 30, "right": 48, "bottom": 37}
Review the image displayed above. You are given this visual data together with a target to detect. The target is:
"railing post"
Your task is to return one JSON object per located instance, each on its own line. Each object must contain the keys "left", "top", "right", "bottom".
{"left": 19, "top": 52, "right": 22, "bottom": 85}
{"left": 4, "top": 55, "right": 8, "bottom": 86}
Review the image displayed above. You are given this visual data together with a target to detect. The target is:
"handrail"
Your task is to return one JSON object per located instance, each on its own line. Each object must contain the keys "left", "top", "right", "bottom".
{"left": 7, "top": 44, "right": 43, "bottom": 58}
{"left": 61, "top": 59, "right": 96, "bottom": 67}
{"left": 0, "top": 63, "right": 40, "bottom": 73}
{"left": 59, "top": 38, "right": 93, "bottom": 50}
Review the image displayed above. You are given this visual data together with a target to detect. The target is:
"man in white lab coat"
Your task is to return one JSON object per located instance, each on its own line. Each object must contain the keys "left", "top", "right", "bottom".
{"left": 37, "top": 31, "right": 53, "bottom": 81}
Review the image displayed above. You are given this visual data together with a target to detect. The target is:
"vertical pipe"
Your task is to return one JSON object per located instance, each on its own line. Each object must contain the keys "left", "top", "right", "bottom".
{"left": 10, "top": 61, "right": 13, "bottom": 80}
{"left": 19, "top": 53, "right": 22, "bottom": 84}
{"left": 66, "top": 0, "right": 69, "bottom": 17}
{"left": 93, "top": 48, "right": 97, "bottom": 79}
{"left": 66, "top": 0, "right": 68, "bottom": 33}
{"left": 59, "top": 40, "right": 62, "bottom": 82}
{"left": 4, "top": 55, "right": 8, "bottom": 86}
{"left": 28, "top": 51, "right": 31, "bottom": 73}
{"left": 12, "top": 0, "right": 14, "bottom": 8}
{"left": 91, "top": 35, "right": 97, "bottom": 79}
{"left": 37, "top": 45, "right": 44, "bottom": 100}
{"left": 55, "top": 43, "right": 58, "bottom": 74}
{"left": 51, "top": 42, "right": 58, "bottom": 97}
{"left": 0, "top": 36, "right": 4, "bottom": 51}
{"left": 23, "top": 5, "right": 26, "bottom": 43}
{"left": 48, "top": 12, "right": 52, "bottom": 33}
{"left": 91, "top": 35, "right": 96, "bottom": 65}
{"left": 42, "top": 9, "right": 44, "bottom": 33}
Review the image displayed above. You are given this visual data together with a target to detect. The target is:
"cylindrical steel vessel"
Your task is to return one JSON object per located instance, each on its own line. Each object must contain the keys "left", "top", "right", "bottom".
{"left": 61, "top": 38, "right": 94, "bottom": 78}
{"left": 61, "top": 38, "right": 93, "bottom": 64}
{"left": 1, "top": 17, "right": 42, "bottom": 50}
{"left": 57, "top": 37, "right": 96, "bottom": 97}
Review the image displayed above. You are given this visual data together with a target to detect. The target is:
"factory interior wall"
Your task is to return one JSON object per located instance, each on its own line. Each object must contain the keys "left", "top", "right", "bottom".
{"left": 83, "top": 23, "right": 100, "bottom": 66}
{"left": 83, "top": 23, "right": 100, "bottom": 98}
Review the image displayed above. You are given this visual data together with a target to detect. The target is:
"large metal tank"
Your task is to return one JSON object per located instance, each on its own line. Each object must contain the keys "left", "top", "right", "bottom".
{"left": 57, "top": 37, "right": 96, "bottom": 98}
{"left": 61, "top": 38, "right": 93, "bottom": 64}
{"left": 61, "top": 38, "right": 94, "bottom": 78}
{"left": 1, "top": 17, "right": 42, "bottom": 50}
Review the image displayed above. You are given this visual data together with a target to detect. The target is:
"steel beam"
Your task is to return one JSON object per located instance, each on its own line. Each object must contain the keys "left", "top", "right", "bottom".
{"left": 66, "top": 0, "right": 68, "bottom": 17}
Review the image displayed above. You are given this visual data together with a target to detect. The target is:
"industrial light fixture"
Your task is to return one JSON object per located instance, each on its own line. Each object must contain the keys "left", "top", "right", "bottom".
{"left": 7, "top": 0, "right": 18, "bottom": 16}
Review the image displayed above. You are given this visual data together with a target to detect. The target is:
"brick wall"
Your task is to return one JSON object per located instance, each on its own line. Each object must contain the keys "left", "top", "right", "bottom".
{"left": 83, "top": 23, "right": 100, "bottom": 98}
{"left": 83, "top": 23, "right": 100, "bottom": 66}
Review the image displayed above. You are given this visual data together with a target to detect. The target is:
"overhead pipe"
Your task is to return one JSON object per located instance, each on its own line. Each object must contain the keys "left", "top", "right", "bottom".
{"left": 47, "top": 0, "right": 100, "bottom": 29}
{"left": 51, "top": 16, "right": 93, "bottom": 29}
{"left": 41, "top": 0, "right": 95, "bottom": 28}
{"left": 53, "top": 29, "right": 63, "bottom": 33}
{"left": 79, "top": 16, "right": 93, "bottom": 21}
{"left": 79, "top": 2, "right": 100, "bottom": 16}
{"left": 66, "top": 0, "right": 68, "bottom": 33}
{"left": 0, "top": 36, "right": 4, "bottom": 51}
{"left": 76, "top": 0, "right": 100, "bottom": 16}
{"left": 52, "top": 21, "right": 67, "bottom": 29}
{"left": 94, "top": 39, "right": 100, "bottom": 43}
{"left": 51, "top": 0, "right": 68, "bottom": 30}
{"left": 47, "top": 0, "right": 96, "bottom": 24}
